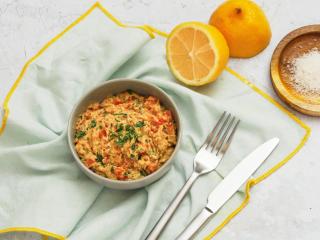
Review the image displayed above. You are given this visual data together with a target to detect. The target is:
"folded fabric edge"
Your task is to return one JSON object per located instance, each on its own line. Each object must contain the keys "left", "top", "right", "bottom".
{"left": 0, "top": 2, "right": 155, "bottom": 136}
{"left": 0, "top": 1, "right": 311, "bottom": 239}
{"left": 0, "top": 227, "right": 65, "bottom": 240}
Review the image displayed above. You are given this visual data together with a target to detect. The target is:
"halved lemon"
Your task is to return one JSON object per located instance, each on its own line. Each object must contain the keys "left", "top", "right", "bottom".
{"left": 166, "top": 22, "right": 229, "bottom": 86}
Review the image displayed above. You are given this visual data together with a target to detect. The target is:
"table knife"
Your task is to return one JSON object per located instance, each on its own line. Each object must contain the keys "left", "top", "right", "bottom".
{"left": 176, "top": 137, "right": 280, "bottom": 240}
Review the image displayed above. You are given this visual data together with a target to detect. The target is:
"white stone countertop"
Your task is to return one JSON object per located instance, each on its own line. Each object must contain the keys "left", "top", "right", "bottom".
{"left": 0, "top": 0, "right": 319, "bottom": 239}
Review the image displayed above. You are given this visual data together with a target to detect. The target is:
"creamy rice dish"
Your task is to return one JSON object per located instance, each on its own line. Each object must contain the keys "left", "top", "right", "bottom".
{"left": 74, "top": 91, "right": 177, "bottom": 180}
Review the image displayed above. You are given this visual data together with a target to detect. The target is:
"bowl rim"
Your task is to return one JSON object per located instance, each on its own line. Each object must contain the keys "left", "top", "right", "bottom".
{"left": 270, "top": 24, "right": 320, "bottom": 116}
{"left": 67, "top": 78, "right": 182, "bottom": 186}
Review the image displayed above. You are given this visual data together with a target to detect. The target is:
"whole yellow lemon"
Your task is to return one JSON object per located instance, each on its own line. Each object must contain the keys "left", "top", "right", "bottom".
{"left": 209, "top": 0, "right": 271, "bottom": 58}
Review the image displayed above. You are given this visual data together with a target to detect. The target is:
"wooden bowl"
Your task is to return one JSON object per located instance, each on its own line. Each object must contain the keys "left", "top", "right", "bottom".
{"left": 270, "top": 25, "right": 320, "bottom": 116}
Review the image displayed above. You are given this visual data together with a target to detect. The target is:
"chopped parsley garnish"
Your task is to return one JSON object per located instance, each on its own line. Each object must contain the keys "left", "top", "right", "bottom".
{"left": 135, "top": 121, "right": 145, "bottom": 128}
{"left": 75, "top": 130, "right": 86, "bottom": 139}
{"left": 113, "top": 113, "right": 127, "bottom": 116}
{"left": 123, "top": 134, "right": 130, "bottom": 141}
{"left": 110, "top": 124, "right": 139, "bottom": 147}
{"left": 126, "top": 125, "right": 134, "bottom": 131}
{"left": 96, "top": 154, "right": 104, "bottom": 165}
{"left": 116, "top": 123, "right": 124, "bottom": 132}
{"left": 140, "top": 169, "right": 148, "bottom": 176}
{"left": 131, "top": 144, "right": 136, "bottom": 151}
{"left": 115, "top": 137, "right": 126, "bottom": 147}
{"left": 90, "top": 119, "right": 97, "bottom": 128}
{"left": 127, "top": 125, "right": 138, "bottom": 140}
{"left": 130, "top": 154, "right": 135, "bottom": 159}
{"left": 109, "top": 132, "right": 117, "bottom": 140}
{"left": 125, "top": 125, "right": 136, "bottom": 139}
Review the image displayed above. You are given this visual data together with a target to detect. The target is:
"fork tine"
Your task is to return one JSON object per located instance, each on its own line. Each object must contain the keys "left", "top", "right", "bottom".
{"left": 214, "top": 116, "right": 236, "bottom": 154}
{"left": 202, "top": 111, "right": 226, "bottom": 148}
{"left": 217, "top": 119, "right": 240, "bottom": 156}
{"left": 209, "top": 113, "right": 231, "bottom": 150}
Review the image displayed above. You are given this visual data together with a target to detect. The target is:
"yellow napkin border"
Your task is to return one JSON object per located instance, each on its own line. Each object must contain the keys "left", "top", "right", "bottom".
{"left": 0, "top": 2, "right": 311, "bottom": 239}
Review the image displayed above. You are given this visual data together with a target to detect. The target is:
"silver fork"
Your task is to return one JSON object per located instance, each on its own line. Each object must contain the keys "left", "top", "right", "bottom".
{"left": 146, "top": 111, "right": 240, "bottom": 240}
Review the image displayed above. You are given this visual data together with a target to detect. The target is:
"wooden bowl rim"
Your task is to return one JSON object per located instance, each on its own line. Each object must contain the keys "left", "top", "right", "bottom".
{"left": 270, "top": 24, "right": 320, "bottom": 116}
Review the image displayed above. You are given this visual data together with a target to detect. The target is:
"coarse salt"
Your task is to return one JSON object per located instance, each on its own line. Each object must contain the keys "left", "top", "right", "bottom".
{"left": 289, "top": 48, "right": 320, "bottom": 95}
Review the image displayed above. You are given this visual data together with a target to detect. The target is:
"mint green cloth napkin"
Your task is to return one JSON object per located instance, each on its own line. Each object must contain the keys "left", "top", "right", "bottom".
{"left": 0, "top": 5, "right": 308, "bottom": 240}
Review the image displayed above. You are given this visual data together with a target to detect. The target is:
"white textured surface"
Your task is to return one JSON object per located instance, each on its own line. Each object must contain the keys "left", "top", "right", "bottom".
{"left": 0, "top": 0, "right": 319, "bottom": 239}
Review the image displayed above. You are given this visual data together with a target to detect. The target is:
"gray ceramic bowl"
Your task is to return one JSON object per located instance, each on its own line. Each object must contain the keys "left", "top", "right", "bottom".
{"left": 67, "top": 79, "right": 181, "bottom": 190}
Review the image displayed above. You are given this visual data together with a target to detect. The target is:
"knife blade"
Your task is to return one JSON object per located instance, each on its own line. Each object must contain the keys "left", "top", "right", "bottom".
{"left": 176, "top": 137, "right": 280, "bottom": 240}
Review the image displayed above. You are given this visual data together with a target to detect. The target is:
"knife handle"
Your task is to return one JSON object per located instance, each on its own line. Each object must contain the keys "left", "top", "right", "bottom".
{"left": 176, "top": 207, "right": 214, "bottom": 240}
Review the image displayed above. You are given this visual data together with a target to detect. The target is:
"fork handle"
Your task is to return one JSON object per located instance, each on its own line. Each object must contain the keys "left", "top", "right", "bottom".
{"left": 146, "top": 171, "right": 200, "bottom": 240}
{"left": 176, "top": 207, "right": 214, "bottom": 240}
